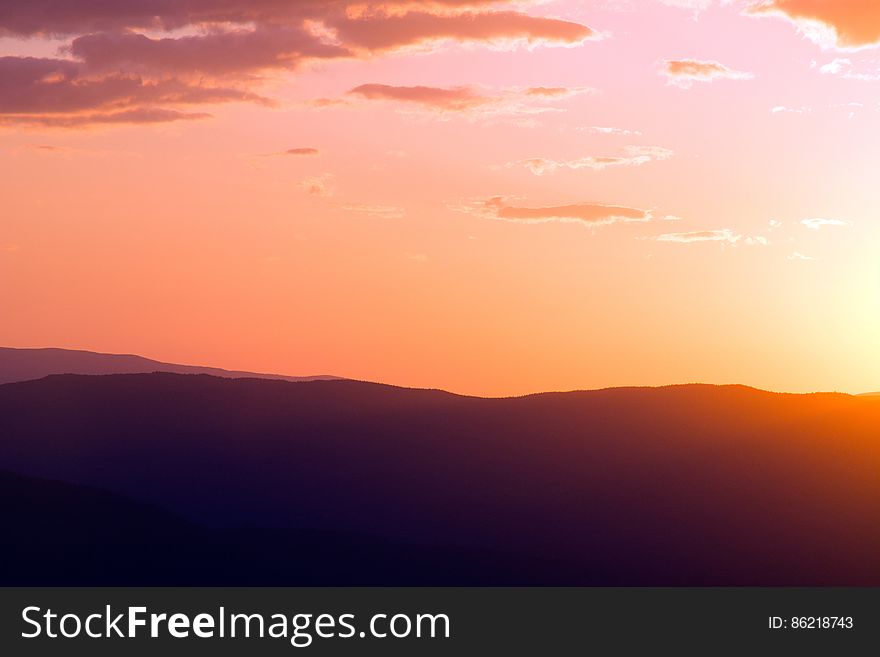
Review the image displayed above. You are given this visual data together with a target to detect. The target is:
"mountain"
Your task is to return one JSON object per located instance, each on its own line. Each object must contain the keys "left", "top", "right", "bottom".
{"left": 1, "top": 373, "right": 878, "bottom": 585}
{"left": 0, "top": 469, "right": 533, "bottom": 585}
{"left": 0, "top": 347, "right": 337, "bottom": 385}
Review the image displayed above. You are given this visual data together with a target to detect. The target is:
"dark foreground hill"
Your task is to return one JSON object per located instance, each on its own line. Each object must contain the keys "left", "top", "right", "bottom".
{"left": 0, "top": 346, "right": 337, "bottom": 385}
{"left": 0, "top": 470, "right": 532, "bottom": 585}
{"left": 0, "top": 373, "right": 878, "bottom": 585}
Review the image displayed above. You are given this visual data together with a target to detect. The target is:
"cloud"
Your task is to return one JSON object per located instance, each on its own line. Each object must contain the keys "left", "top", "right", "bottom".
{"left": 818, "top": 57, "right": 880, "bottom": 80}
{"left": 460, "top": 196, "right": 669, "bottom": 226}
{"left": 67, "top": 26, "right": 352, "bottom": 76}
{"left": 0, "top": 55, "right": 267, "bottom": 126}
{"left": 0, "top": 0, "right": 286, "bottom": 35}
{"left": 342, "top": 204, "right": 406, "bottom": 219}
{"left": 654, "top": 229, "right": 769, "bottom": 245}
{"left": 820, "top": 57, "right": 852, "bottom": 74}
{"left": 345, "top": 83, "right": 576, "bottom": 118}
{"left": 329, "top": 10, "right": 596, "bottom": 52}
{"left": 1, "top": 107, "right": 211, "bottom": 128}
{"left": 307, "top": 97, "right": 352, "bottom": 109}
{"left": 771, "top": 105, "right": 811, "bottom": 114}
{"left": 299, "top": 174, "right": 334, "bottom": 197}
{"left": 661, "top": 59, "right": 754, "bottom": 88}
{"left": 497, "top": 203, "right": 651, "bottom": 224}
{"left": 1, "top": 2, "right": 595, "bottom": 62}
{"left": 251, "top": 147, "right": 320, "bottom": 162}
{"left": 524, "top": 86, "right": 589, "bottom": 98}
{"left": 801, "top": 217, "right": 849, "bottom": 229}
{"left": 579, "top": 125, "right": 643, "bottom": 136}
{"left": 749, "top": 0, "right": 880, "bottom": 49}
{"left": 0, "top": 1, "right": 512, "bottom": 37}
{"left": 788, "top": 251, "right": 815, "bottom": 260}
{"left": 0, "top": 2, "right": 597, "bottom": 127}
{"left": 0, "top": 57, "right": 266, "bottom": 114}
{"left": 660, "top": 0, "right": 714, "bottom": 9}
{"left": 509, "top": 146, "right": 673, "bottom": 175}
{"left": 348, "top": 84, "right": 492, "bottom": 110}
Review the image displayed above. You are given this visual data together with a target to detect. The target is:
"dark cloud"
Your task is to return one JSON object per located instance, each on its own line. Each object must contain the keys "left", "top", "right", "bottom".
{"left": 0, "top": 55, "right": 263, "bottom": 125}
{"left": 0, "top": 1, "right": 596, "bottom": 127}
{"left": 68, "top": 26, "right": 351, "bottom": 75}
{"left": 0, "top": 0, "right": 315, "bottom": 36}
{"left": 0, "top": 1, "right": 569, "bottom": 37}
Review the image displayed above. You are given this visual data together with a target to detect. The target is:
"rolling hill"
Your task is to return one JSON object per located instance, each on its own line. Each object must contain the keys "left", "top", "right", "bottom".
{"left": 0, "top": 373, "right": 878, "bottom": 585}
{"left": 0, "top": 346, "right": 337, "bottom": 385}
{"left": 0, "top": 469, "right": 529, "bottom": 585}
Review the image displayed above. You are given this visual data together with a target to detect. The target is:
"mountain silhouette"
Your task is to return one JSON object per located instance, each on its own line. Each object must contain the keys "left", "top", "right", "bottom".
{"left": 1, "top": 373, "right": 878, "bottom": 585}
{"left": 0, "top": 469, "right": 538, "bottom": 585}
{"left": 0, "top": 347, "right": 337, "bottom": 385}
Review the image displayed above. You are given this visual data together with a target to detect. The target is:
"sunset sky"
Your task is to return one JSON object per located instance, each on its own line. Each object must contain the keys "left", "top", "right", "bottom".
{"left": 1, "top": 0, "right": 879, "bottom": 396}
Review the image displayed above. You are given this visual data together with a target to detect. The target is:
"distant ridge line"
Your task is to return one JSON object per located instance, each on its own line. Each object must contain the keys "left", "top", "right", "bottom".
{"left": 0, "top": 346, "right": 339, "bottom": 386}
{"left": 0, "top": 346, "right": 874, "bottom": 398}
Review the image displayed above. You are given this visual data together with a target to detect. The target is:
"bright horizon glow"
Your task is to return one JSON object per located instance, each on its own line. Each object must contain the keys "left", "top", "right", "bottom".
{"left": 1, "top": 0, "right": 878, "bottom": 397}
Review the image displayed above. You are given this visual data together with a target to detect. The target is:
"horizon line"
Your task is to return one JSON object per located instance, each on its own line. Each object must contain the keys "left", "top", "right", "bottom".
{"left": 2, "top": 345, "right": 878, "bottom": 400}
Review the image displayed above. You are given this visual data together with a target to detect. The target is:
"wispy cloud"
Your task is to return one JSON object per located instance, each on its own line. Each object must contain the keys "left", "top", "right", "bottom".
{"left": 801, "top": 217, "right": 849, "bottom": 230}
{"left": 1, "top": 107, "right": 212, "bottom": 128}
{"left": 299, "top": 174, "right": 334, "bottom": 197}
{"left": 660, "top": 0, "right": 714, "bottom": 10}
{"left": 342, "top": 204, "right": 405, "bottom": 219}
{"left": 524, "top": 86, "right": 593, "bottom": 98}
{"left": 771, "top": 105, "right": 811, "bottom": 114}
{"left": 343, "top": 82, "right": 585, "bottom": 118}
{"left": 578, "top": 126, "right": 643, "bottom": 136}
{"left": 348, "top": 84, "right": 492, "bottom": 111}
{"left": 653, "top": 229, "right": 768, "bottom": 245}
{"left": 457, "top": 196, "right": 675, "bottom": 227}
{"left": 662, "top": 59, "right": 754, "bottom": 88}
{"left": 819, "top": 57, "right": 880, "bottom": 80}
{"left": 508, "top": 146, "right": 674, "bottom": 175}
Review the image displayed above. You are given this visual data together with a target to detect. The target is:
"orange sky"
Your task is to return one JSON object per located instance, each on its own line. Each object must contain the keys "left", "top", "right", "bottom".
{"left": 1, "top": 0, "right": 879, "bottom": 396}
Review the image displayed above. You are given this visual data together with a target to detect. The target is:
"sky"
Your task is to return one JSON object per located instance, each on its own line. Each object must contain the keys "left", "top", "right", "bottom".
{"left": 1, "top": 0, "right": 879, "bottom": 396}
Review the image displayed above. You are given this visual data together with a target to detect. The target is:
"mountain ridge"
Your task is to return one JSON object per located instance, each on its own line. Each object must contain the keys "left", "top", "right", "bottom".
{"left": 0, "top": 346, "right": 338, "bottom": 386}
{"left": 2, "top": 346, "right": 868, "bottom": 399}
{"left": 1, "top": 372, "right": 878, "bottom": 585}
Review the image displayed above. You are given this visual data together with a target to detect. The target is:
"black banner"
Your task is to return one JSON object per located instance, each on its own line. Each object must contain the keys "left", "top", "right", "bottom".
{"left": 1, "top": 588, "right": 877, "bottom": 655}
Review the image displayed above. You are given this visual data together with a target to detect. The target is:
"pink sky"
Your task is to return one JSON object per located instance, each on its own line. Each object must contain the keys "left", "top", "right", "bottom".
{"left": 1, "top": 1, "right": 878, "bottom": 395}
